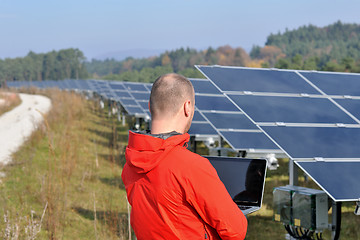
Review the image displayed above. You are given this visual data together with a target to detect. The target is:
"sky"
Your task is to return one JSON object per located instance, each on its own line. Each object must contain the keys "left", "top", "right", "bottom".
{"left": 1, "top": 0, "right": 360, "bottom": 60}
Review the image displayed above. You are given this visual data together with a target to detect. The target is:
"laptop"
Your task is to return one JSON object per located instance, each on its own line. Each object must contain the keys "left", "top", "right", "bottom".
{"left": 206, "top": 156, "right": 267, "bottom": 215}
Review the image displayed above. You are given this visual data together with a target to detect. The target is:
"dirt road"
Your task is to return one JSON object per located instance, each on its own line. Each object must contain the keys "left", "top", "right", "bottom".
{"left": 0, "top": 93, "right": 51, "bottom": 165}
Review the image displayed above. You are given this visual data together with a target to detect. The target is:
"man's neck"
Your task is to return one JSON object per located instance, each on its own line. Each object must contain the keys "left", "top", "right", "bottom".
{"left": 150, "top": 119, "right": 185, "bottom": 135}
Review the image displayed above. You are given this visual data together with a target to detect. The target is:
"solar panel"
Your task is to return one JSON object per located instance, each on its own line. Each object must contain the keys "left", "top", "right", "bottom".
{"left": 123, "top": 106, "right": 146, "bottom": 116}
{"left": 202, "top": 112, "right": 257, "bottom": 130}
{"left": 190, "top": 78, "right": 281, "bottom": 152}
{"left": 193, "top": 110, "right": 206, "bottom": 122}
{"left": 123, "top": 82, "right": 148, "bottom": 91}
{"left": 130, "top": 92, "right": 150, "bottom": 101}
{"left": 296, "top": 161, "right": 360, "bottom": 201}
{"left": 188, "top": 122, "right": 218, "bottom": 136}
{"left": 109, "top": 82, "right": 126, "bottom": 90}
{"left": 114, "top": 91, "right": 132, "bottom": 99}
{"left": 219, "top": 131, "right": 279, "bottom": 151}
{"left": 334, "top": 99, "right": 360, "bottom": 121}
{"left": 119, "top": 99, "right": 138, "bottom": 106}
{"left": 195, "top": 95, "right": 239, "bottom": 112}
{"left": 137, "top": 101, "right": 149, "bottom": 111}
{"left": 144, "top": 83, "right": 152, "bottom": 91}
{"left": 228, "top": 95, "right": 357, "bottom": 124}
{"left": 300, "top": 71, "right": 360, "bottom": 97}
{"left": 199, "top": 65, "right": 360, "bottom": 201}
{"left": 190, "top": 78, "right": 221, "bottom": 94}
{"left": 197, "top": 66, "right": 320, "bottom": 94}
{"left": 261, "top": 126, "right": 360, "bottom": 160}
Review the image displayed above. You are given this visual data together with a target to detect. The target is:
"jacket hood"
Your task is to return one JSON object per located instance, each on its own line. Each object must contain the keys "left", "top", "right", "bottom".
{"left": 125, "top": 131, "right": 190, "bottom": 174}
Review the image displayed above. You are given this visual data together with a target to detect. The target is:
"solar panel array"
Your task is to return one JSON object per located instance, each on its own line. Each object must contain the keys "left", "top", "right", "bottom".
{"left": 8, "top": 68, "right": 360, "bottom": 201}
{"left": 8, "top": 78, "right": 283, "bottom": 153}
{"left": 190, "top": 78, "right": 280, "bottom": 152}
{"left": 8, "top": 79, "right": 151, "bottom": 118}
{"left": 197, "top": 65, "right": 360, "bottom": 201}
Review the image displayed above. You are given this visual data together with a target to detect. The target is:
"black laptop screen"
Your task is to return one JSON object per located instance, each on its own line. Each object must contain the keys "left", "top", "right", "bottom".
{"left": 206, "top": 157, "right": 267, "bottom": 207}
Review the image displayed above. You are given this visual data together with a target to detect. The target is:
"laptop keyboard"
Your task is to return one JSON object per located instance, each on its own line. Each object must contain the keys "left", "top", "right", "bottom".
{"left": 239, "top": 206, "right": 251, "bottom": 211}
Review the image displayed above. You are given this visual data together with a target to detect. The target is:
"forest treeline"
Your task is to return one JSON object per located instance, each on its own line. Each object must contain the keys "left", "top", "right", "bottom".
{"left": 0, "top": 48, "right": 88, "bottom": 86}
{"left": 86, "top": 21, "right": 360, "bottom": 80}
{"left": 252, "top": 20, "right": 360, "bottom": 72}
{"left": 2, "top": 21, "right": 360, "bottom": 86}
{"left": 85, "top": 46, "right": 251, "bottom": 82}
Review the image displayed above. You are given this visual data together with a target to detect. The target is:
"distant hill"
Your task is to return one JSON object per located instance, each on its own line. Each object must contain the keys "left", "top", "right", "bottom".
{"left": 263, "top": 21, "right": 360, "bottom": 63}
{"left": 93, "top": 48, "right": 166, "bottom": 61}
{"left": 85, "top": 46, "right": 252, "bottom": 80}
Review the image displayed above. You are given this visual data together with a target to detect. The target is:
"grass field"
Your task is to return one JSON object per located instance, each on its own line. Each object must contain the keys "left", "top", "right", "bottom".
{"left": 0, "top": 89, "right": 359, "bottom": 239}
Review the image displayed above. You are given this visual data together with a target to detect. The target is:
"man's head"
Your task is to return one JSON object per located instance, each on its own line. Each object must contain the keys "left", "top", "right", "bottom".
{"left": 149, "top": 73, "right": 195, "bottom": 134}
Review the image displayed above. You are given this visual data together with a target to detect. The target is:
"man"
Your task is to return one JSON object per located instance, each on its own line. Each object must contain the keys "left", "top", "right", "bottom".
{"left": 121, "top": 73, "right": 247, "bottom": 239}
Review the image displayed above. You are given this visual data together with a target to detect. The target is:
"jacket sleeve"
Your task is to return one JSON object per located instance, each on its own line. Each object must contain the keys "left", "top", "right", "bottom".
{"left": 182, "top": 155, "right": 248, "bottom": 240}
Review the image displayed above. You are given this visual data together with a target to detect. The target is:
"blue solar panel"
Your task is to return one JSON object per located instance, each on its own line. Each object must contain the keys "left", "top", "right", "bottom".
{"left": 261, "top": 126, "right": 360, "bottom": 159}
{"left": 219, "top": 131, "right": 279, "bottom": 150}
{"left": 334, "top": 99, "right": 360, "bottom": 122}
{"left": 228, "top": 95, "right": 357, "bottom": 124}
{"left": 137, "top": 101, "right": 149, "bottom": 111}
{"left": 188, "top": 122, "right": 217, "bottom": 136}
{"left": 109, "top": 82, "right": 125, "bottom": 90}
{"left": 300, "top": 71, "right": 360, "bottom": 96}
{"left": 131, "top": 92, "right": 150, "bottom": 100}
{"left": 296, "top": 161, "right": 360, "bottom": 201}
{"left": 190, "top": 78, "right": 221, "bottom": 94}
{"left": 120, "top": 99, "right": 138, "bottom": 106}
{"left": 197, "top": 66, "right": 320, "bottom": 94}
{"left": 193, "top": 111, "right": 206, "bottom": 122}
{"left": 123, "top": 82, "right": 148, "bottom": 91}
{"left": 144, "top": 84, "right": 152, "bottom": 91}
{"left": 114, "top": 91, "right": 132, "bottom": 99}
{"left": 123, "top": 106, "right": 145, "bottom": 115}
{"left": 202, "top": 112, "right": 257, "bottom": 130}
{"left": 195, "top": 95, "right": 239, "bottom": 111}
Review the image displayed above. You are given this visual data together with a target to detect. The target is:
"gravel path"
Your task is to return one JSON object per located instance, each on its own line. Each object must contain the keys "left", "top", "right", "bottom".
{"left": 0, "top": 93, "right": 52, "bottom": 166}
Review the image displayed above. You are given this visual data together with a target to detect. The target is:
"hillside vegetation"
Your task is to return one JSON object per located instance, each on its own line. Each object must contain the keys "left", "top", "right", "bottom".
{"left": 253, "top": 21, "right": 360, "bottom": 71}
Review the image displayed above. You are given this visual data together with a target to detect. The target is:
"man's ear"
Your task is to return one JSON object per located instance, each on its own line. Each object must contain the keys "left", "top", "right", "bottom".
{"left": 148, "top": 101, "right": 150, "bottom": 112}
{"left": 184, "top": 100, "right": 191, "bottom": 117}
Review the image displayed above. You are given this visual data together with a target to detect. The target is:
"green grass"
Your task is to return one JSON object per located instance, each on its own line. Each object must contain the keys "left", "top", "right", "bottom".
{"left": 0, "top": 89, "right": 359, "bottom": 239}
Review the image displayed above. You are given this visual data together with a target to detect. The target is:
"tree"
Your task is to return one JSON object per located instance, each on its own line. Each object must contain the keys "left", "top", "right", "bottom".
{"left": 275, "top": 58, "right": 291, "bottom": 69}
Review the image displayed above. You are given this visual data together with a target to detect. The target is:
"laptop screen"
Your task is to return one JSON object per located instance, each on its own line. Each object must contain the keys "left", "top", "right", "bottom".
{"left": 206, "top": 156, "right": 267, "bottom": 207}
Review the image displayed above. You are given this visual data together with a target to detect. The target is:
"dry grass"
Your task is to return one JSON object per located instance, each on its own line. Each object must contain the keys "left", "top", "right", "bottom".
{"left": 0, "top": 89, "right": 131, "bottom": 239}
{"left": 0, "top": 91, "right": 22, "bottom": 116}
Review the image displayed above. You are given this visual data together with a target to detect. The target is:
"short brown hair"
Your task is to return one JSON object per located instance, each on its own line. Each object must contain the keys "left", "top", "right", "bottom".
{"left": 150, "top": 73, "right": 194, "bottom": 118}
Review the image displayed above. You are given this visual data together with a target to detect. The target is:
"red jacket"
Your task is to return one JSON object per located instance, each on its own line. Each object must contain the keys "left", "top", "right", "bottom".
{"left": 121, "top": 131, "right": 247, "bottom": 240}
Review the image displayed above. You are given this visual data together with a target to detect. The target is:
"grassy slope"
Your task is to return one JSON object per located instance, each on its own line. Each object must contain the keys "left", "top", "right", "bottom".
{"left": 0, "top": 89, "right": 130, "bottom": 239}
{"left": 0, "top": 89, "right": 359, "bottom": 239}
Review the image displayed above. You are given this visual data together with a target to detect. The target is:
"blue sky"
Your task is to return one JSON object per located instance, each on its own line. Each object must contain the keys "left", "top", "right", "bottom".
{"left": 1, "top": 0, "right": 360, "bottom": 60}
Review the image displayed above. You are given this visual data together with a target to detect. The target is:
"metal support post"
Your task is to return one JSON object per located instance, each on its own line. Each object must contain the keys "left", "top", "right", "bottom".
{"left": 117, "top": 107, "right": 121, "bottom": 122}
{"left": 331, "top": 201, "right": 341, "bottom": 240}
{"left": 122, "top": 113, "right": 126, "bottom": 126}
{"left": 289, "top": 159, "right": 298, "bottom": 186}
